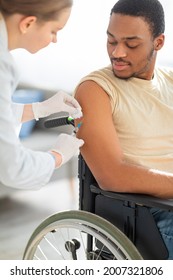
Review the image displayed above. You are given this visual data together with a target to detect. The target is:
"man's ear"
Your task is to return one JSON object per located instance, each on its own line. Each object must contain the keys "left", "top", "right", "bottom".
{"left": 19, "top": 16, "right": 37, "bottom": 34}
{"left": 154, "top": 34, "right": 165, "bottom": 51}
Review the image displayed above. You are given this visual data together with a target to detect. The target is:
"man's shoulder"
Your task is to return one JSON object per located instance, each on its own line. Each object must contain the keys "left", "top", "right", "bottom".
{"left": 85, "top": 65, "right": 111, "bottom": 76}
{"left": 155, "top": 65, "right": 173, "bottom": 77}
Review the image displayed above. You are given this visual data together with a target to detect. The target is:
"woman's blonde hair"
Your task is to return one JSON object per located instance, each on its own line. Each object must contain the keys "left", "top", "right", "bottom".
{"left": 0, "top": 0, "right": 73, "bottom": 21}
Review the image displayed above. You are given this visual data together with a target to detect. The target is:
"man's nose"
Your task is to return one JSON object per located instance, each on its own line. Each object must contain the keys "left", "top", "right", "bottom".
{"left": 112, "top": 44, "right": 127, "bottom": 58}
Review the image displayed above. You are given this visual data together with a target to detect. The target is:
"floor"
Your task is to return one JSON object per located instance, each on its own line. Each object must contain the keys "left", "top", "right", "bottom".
{"left": 0, "top": 128, "right": 79, "bottom": 260}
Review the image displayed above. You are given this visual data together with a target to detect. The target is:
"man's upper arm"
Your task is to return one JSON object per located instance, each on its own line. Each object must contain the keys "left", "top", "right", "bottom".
{"left": 75, "top": 80, "right": 123, "bottom": 188}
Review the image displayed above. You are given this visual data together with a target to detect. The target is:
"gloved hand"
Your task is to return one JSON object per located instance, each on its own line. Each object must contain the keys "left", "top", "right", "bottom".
{"left": 32, "top": 90, "right": 82, "bottom": 120}
{"left": 51, "top": 133, "right": 84, "bottom": 166}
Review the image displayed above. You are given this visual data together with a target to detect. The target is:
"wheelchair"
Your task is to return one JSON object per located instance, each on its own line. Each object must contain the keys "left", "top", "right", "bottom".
{"left": 23, "top": 117, "right": 173, "bottom": 260}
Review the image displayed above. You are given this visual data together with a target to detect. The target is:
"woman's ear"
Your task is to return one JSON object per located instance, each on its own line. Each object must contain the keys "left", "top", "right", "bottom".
{"left": 154, "top": 34, "right": 165, "bottom": 51}
{"left": 19, "top": 16, "right": 37, "bottom": 34}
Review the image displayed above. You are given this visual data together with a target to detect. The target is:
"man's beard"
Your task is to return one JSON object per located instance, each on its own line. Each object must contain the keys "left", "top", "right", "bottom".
{"left": 112, "top": 47, "right": 155, "bottom": 80}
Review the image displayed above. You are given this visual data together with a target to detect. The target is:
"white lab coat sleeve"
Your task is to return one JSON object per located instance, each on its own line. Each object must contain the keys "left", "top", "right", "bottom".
{"left": 11, "top": 102, "right": 24, "bottom": 124}
{"left": 11, "top": 102, "right": 23, "bottom": 136}
{"left": 0, "top": 51, "right": 55, "bottom": 190}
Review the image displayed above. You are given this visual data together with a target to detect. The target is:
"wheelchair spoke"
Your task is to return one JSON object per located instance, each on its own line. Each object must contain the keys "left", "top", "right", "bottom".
{"left": 43, "top": 236, "right": 62, "bottom": 257}
{"left": 35, "top": 245, "right": 48, "bottom": 260}
{"left": 50, "top": 231, "right": 66, "bottom": 260}
{"left": 79, "top": 229, "right": 88, "bottom": 259}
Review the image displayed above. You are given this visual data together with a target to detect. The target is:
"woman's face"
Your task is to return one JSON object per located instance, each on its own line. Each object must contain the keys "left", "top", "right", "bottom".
{"left": 22, "top": 8, "right": 71, "bottom": 53}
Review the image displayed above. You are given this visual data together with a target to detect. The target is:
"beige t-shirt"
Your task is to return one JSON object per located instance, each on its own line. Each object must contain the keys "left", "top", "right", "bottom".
{"left": 75, "top": 65, "right": 173, "bottom": 172}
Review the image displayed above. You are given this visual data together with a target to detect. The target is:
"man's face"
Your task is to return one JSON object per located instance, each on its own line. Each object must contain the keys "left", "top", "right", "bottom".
{"left": 107, "top": 14, "right": 160, "bottom": 80}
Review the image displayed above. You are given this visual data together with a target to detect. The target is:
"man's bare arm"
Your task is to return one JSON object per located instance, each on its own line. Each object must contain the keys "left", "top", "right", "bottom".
{"left": 75, "top": 80, "right": 173, "bottom": 199}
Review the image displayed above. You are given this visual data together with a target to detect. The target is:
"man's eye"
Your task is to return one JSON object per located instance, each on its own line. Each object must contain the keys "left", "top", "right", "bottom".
{"left": 127, "top": 44, "right": 138, "bottom": 49}
{"left": 108, "top": 41, "right": 117, "bottom": 45}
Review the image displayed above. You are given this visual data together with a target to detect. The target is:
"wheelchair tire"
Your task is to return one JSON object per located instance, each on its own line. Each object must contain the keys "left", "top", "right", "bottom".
{"left": 23, "top": 210, "right": 142, "bottom": 260}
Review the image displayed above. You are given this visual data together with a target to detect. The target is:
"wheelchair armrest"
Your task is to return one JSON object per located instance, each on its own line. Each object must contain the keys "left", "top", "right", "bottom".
{"left": 90, "top": 184, "right": 173, "bottom": 211}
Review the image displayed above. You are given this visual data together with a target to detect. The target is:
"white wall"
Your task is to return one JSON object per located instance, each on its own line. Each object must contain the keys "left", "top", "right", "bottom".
{"left": 11, "top": 0, "right": 173, "bottom": 94}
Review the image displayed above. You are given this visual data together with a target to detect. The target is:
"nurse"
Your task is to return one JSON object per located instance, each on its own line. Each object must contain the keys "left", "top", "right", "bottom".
{"left": 0, "top": 0, "right": 84, "bottom": 190}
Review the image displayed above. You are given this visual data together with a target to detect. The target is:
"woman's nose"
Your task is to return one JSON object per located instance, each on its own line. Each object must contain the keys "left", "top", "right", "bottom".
{"left": 52, "top": 34, "right": 57, "bottom": 43}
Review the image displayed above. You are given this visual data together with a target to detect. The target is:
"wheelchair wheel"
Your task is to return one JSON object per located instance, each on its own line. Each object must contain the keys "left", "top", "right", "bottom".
{"left": 23, "top": 210, "right": 142, "bottom": 260}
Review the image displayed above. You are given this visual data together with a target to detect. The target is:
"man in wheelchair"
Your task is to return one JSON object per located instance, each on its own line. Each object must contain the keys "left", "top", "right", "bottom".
{"left": 74, "top": 0, "right": 173, "bottom": 259}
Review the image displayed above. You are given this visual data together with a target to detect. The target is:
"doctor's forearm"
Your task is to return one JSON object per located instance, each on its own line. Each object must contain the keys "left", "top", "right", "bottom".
{"left": 21, "top": 104, "right": 35, "bottom": 122}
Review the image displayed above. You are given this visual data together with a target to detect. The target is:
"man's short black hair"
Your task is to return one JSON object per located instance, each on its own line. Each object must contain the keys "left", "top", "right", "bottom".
{"left": 111, "top": 0, "right": 165, "bottom": 38}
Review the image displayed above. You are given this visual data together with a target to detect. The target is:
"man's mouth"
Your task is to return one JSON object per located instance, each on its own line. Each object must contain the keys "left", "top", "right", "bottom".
{"left": 112, "top": 60, "right": 130, "bottom": 71}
